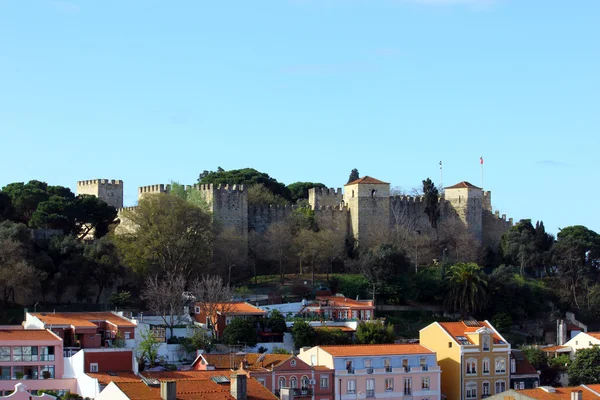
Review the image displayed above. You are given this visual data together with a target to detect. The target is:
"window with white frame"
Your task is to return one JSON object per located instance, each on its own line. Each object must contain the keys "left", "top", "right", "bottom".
{"left": 483, "top": 335, "right": 490, "bottom": 351}
{"left": 403, "top": 378, "right": 412, "bottom": 395}
{"left": 483, "top": 382, "right": 490, "bottom": 396}
{"left": 195, "top": 306, "right": 200, "bottom": 313}
{"left": 124, "top": 332, "right": 131, "bottom": 340}
{"left": 520, "top": 382, "right": 525, "bottom": 390}
{"left": 422, "top": 377, "right": 430, "bottom": 389}
{"left": 278, "top": 377, "right": 286, "bottom": 389}
{"left": 366, "top": 379, "right": 375, "bottom": 397}
{"left": 346, "top": 360, "right": 354, "bottom": 373}
{"left": 385, "top": 378, "right": 393, "bottom": 391}
{"left": 301, "top": 376, "right": 309, "bottom": 389}
{"left": 258, "top": 378, "right": 266, "bottom": 386}
{"left": 290, "top": 377, "right": 297, "bottom": 388}
{"left": 466, "top": 358, "right": 477, "bottom": 375}
{"left": 495, "top": 358, "right": 506, "bottom": 373}
{"left": 320, "top": 376, "right": 329, "bottom": 388}
{"left": 466, "top": 382, "right": 477, "bottom": 399}
{"left": 385, "top": 358, "right": 392, "bottom": 372}
{"left": 90, "top": 363, "right": 99, "bottom": 372}
{"left": 347, "top": 379, "right": 356, "bottom": 394}
{"left": 495, "top": 381, "right": 506, "bottom": 394}
{"left": 482, "top": 358, "right": 490, "bottom": 374}
{"left": 291, "top": 360, "right": 296, "bottom": 367}
{"left": 511, "top": 358, "right": 516, "bottom": 373}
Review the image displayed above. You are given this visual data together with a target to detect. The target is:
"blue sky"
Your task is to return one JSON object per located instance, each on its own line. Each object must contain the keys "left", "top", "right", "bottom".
{"left": 1, "top": 0, "right": 598, "bottom": 235}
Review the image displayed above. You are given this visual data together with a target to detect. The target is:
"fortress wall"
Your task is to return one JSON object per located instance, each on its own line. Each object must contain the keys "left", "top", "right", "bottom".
{"left": 314, "top": 205, "right": 350, "bottom": 244}
{"left": 248, "top": 204, "right": 296, "bottom": 233}
{"left": 482, "top": 209, "right": 513, "bottom": 250}
{"left": 77, "top": 179, "right": 123, "bottom": 209}
{"left": 211, "top": 184, "right": 248, "bottom": 238}
{"left": 308, "top": 187, "right": 343, "bottom": 209}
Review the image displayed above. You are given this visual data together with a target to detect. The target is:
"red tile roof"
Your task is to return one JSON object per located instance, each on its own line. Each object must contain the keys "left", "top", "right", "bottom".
{"left": 511, "top": 350, "right": 538, "bottom": 375}
{"left": 517, "top": 386, "right": 599, "bottom": 400}
{"left": 196, "top": 302, "right": 266, "bottom": 315}
{"left": 308, "top": 296, "right": 374, "bottom": 309}
{"left": 345, "top": 176, "right": 389, "bottom": 186}
{"left": 314, "top": 326, "right": 356, "bottom": 332}
{"left": 87, "top": 372, "right": 140, "bottom": 385}
{"left": 31, "top": 312, "right": 136, "bottom": 328}
{"left": 444, "top": 181, "right": 482, "bottom": 190}
{"left": 586, "top": 332, "right": 600, "bottom": 340}
{"left": 320, "top": 344, "right": 433, "bottom": 357}
{"left": 541, "top": 345, "right": 570, "bottom": 353}
{"left": 194, "top": 354, "right": 293, "bottom": 371}
{"left": 115, "top": 372, "right": 277, "bottom": 400}
{"left": 437, "top": 321, "right": 505, "bottom": 345}
{"left": 0, "top": 329, "right": 60, "bottom": 341}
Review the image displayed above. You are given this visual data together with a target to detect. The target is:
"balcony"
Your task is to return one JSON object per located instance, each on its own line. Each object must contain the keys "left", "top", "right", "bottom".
{"left": 404, "top": 389, "right": 412, "bottom": 395}
{"left": 366, "top": 390, "right": 375, "bottom": 398}
{"left": 63, "top": 347, "right": 81, "bottom": 357}
{"left": 385, "top": 367, "right": 393, "bottom": 372}
{"left": 292, "top": 388, "right": 313, "bottom": 397}
{"left": 347, "top": 368, "right": 355, "bottom": 374}
{"left": 366, "top": 367, "right": 373, "bottom": 374}
{"left": 403, "top": 366, "right": 410, "bottom": 372}
{"left": 421, "top": 365, "right": 428, "bottom": 371}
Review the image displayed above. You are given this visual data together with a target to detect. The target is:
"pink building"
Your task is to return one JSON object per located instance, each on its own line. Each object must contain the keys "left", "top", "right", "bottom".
{"left": 298, "top": 344, "right": 441, "bottom": 400}
{"left": 300, "top": 296, "right": 375, "bottom": 321}
{"left": 0, "top": 329, "right": 76, "bottom": 397}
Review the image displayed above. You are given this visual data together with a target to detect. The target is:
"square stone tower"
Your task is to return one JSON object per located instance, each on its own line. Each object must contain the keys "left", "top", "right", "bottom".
{"left": 76, "top": 179, "right": 123, "bottom": 209}
{"left": 444, "top": 181, "right": 483, "bottom": 241}
{"left": 343, "top": 176, "right": 390, "bottom": 250}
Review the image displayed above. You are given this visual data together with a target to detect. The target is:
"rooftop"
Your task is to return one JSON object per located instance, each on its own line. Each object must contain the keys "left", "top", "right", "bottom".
{"left": 314, "top": 326, "right": 356, "bottom": 332}
{"left": 305, "top": 296, "right": 375, "bottom": 309}
{"left": 437, "top": 320, "right": 506, "bottom": 345}
{"left": 517, "top": 386, "right": 599, "bottom": 400}
{"left": 541, "top": 345, "right": 571, "bottom": 353}
{"left": 193, "top": 353, "right": 297, "bottom": 371}
{"left": 196, "top": 302, "right": 267, "bottom": 316}
{"left": 586, "top": 332, "right": 600, "bottom": 340}
{"left": 511, "top": 350, "right": 538, "bottom": 375}
{"left": 87, "top": 372, "right": 140, "bottom": 385}
{"left": 0, "top": 329, "right": 60, "bottom": 341}
{"left": 444, "top": 181, "right": 482, "bottom": 190}
{"left": 345, "top": 176, "right": 389, "bottom": 186}
{"left": 319, "top": 343, "right": 433, "bottom": 357}
{"left": 30, "top": 312, "right": 136, "bottom": 328}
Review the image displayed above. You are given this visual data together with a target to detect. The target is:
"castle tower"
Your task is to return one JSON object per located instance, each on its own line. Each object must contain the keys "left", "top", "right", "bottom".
{"left": 197, "top": 184, "right": 249, "bottom": 244}
{"left": 308, "top": 187, "right": 343, "bottom": 209}
{"left": 77, "top": 179, "right": 123, "bottom": 209}
{"left": 138, "top": 184, "right": 170, "bottom": 201}
{"left": 444, "top": 181, "right": 483, "bottom": 241}
{"left": 343, "top": 176, "right": 390, "bottom": 250}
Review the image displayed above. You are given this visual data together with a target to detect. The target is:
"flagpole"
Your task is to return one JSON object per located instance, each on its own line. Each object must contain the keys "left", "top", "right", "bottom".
{"left": 439, "top": 161, "right": 443, "bottom": 187}
{"left": 480, "top": 156, "right": 484, "bottom": 188}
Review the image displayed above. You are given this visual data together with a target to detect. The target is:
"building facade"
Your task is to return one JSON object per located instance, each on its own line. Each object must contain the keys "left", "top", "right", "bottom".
{"left": 298, "top": 344, "right": 441, "bottom": 400}
{"left": 300, "top": 296, "right": 375, "bottom": 321}
{"left": 193, "top": 302, "right": 267, "bottom": 338}
{"left": 509, "top": 350, "right": 539, "bottom": 390}
{"left": 420, "top": 320, "right": 511, "bottom": 400}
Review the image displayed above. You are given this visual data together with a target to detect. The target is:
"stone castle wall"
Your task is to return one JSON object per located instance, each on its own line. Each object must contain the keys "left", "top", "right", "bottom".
{"left": 77, "top": 179, "right": 123, "bottom": 209}
{"left": 482, "top": 210, "right": 513, "bottom": 250}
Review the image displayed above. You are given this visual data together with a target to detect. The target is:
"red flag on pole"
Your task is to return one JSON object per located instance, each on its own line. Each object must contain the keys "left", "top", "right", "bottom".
{"left": 480, "top": 156, "right": 484, "bottom": 165}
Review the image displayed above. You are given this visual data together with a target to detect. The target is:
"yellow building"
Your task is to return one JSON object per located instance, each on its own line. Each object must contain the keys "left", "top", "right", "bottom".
{"left": 420, "top": 320, "right": 511, "bottom": 400}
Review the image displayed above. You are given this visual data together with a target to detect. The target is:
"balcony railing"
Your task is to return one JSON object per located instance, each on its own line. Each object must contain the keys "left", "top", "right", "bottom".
{"left": 421, "top": 365, "right": 428, "bottom": 371}
{"left": 366, "top": 367, "right": 373, "bottom": 374}
{"left": 366, "top": 390, "right": 375, "bottom": 398}
{"left": 404, "top": 389, "right": 412, "bottom": 395}
{"left": 347, "top": 368, "right": 355, "bottom": 374}
{"left": 292, "top": 388, "right": 313, "bottom": 397}
{"left": 63, "top": 347, "right": 81, "bottom": 357}
{"left": 403, "top": 366, "right": 410, "bottom": 372}
{"left": 385, "top": 366, "right": 392, "bottom": 372}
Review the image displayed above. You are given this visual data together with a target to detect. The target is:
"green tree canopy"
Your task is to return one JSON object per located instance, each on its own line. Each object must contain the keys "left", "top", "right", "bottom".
{"left": 347, "top": 169, "right": 360, "bottom": 184}
{"left": 422, "top": 178, "right": 440, "bottom": 229}
{"left": 198, "top": 168, "right": 292, "bottom": 201}
{"left": 315, "top": 328, "right": 352, "bottom": 345}
{"left": 355, "top": 321, "right": 395, "bottom": 344}
{"left": 222, "top": 317, "right": 258, "bottom": 347}
{"left": 501, "top": 220, "right": 554, "bottom": 276}
{"left": 287, "top": 182, "right": 326, "bottom": 203}
{"left": 568, "top": 346, "right": 600, "bottom": 385}
{"left": 443, "top": 262, "right": 488, "bottom": 317}
{"left": 266, "top": 309, "right": 287, "bottom": 334}
{"left": 291, "top": 320, "right": 316, "bottom": 349}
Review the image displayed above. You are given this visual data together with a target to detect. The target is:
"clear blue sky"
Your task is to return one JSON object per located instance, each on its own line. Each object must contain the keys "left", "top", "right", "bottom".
{"left": 1, "top": 0, "right": 598, "bottom": 235}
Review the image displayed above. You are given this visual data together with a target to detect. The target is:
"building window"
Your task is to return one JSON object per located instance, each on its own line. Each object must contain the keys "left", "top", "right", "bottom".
{"left": 40, "top": 346, "right": 55, "bottom": 361}
{"left": 483, "top": 335, "right": 490, "bottom": 351}
{"left": 402, "top": 358, "right": 409, "bottom": 372}
{"left": 365, "top": 359, "right": 373, "bottom": 373}
{"left": 403, "top": 378, "right": 412, "bottom": 395}
{"left": 0, "top": 367, "right": 9, "bottom": 380}
{"left": 195, "top": 306, "right": 200, "bottom": 313}
{"left": 347, "top": 379, "right": 356, "bottom": 394}
{"left": 384, "top": 358, "right": 392, "bottom": 372}
{"left": 483, "top": 382, "right": 490, "bottom": 396}
{"left": 290, "top": 377, "right": 297, "bottom": 388}
{"left": 278, "top": 377, "right": 286, "bottom": 389}
{"left": 40, "top": 365, "right": 55, "bottom": 379}
{"left": 496, "top": 358, "right": 506, "bottom": 373}
{"left": 301, "top": 376, "right": 309, "bottom": 389}
{"left": 12, "top": 346, "right": 38, "bottom": 362}
{"left": 420, "top": 357, "right": 428, "bottom": 371}
{"left": 510, "top": 358, "right": 516, "bottom": 373}
{"left": 346, "top": 360, "right": 354, "bottom": 374}
{"left": 448, "top": 342, "right": 453, "bottom": 348}
{"left": 495, "top": 381, "right": 506, "bottom": 394}
{"left": 124, "top": 332, "right": 131, "bottom": 340}
{"left": 291, "top": 360, "right": 296, "bottom": 367}
{"left": 258, "top": 378, "right": 266, "bottom": 386}
{"left": 466, "top": 358, "right": 477, "bottom": 375}
{"left": 466, "top": 382, "right": 477, "bottom": 399}
{"left": 320, "top": 376, "right": 329, "bottom": 388}
{"left": 90, "top": 363, "right": 99, "bottom": 373}
{"left": 0, "top": 347, "right": 9, "bottom": 362}
{"left": 482, "top": 358, "right": 490, "bottom": 374}
{"left": 385, "top": 378, "right": 394, "bottom": 391}
{"left": 520, "top": 382, "right": 525, "bottom": 390}
{"left": 366, "top": 379, "right": 375, "bottom": 398}
{"left": 422, "top": 377, "right": 430, "bottom": 389}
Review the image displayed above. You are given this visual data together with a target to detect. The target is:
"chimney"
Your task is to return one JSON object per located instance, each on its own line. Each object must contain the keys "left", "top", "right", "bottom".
{"left": 160, "top": 381, "right": 176, "bottom": 400}
{"left": 571, "top": 390, "right": 583, "bottom": 400}
{"left": 230, "top": 373, "right": 247, "bottom": 400}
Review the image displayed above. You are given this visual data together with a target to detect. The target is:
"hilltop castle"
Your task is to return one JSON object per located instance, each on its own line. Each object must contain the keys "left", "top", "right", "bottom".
{"left": 76, "top": 176, "right": 514, "bottom": 252}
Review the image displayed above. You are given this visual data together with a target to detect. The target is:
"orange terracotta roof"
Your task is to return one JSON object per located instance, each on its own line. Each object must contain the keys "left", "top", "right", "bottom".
{"left": 511, "top": 350, "right": 537, "bottom": 375}
{"left": 517, "top": 386, "right": 599, "bottom": 400}
{"left": 438, "top": 321, "right": 505, "bottom": 345}
{"left": 197, "top": 302, "right": 267, "bottom": 315}
{"left": 0, "top": 329, "right": 60, "bottom": 341}
{"left": 30, "top": 312, "right": 136, "bottom": 328}
{"left": 541, "top": 345, "right": 569, "bottom": 353}
{"left": 585, "top": 385, "right": 600, "bottom": 394}
{"left": 586, "top": 332, "right": 600, "bottom": 340}
{"left": 309, "top": 296, "right": 375, "bottom": 309}
{"left": 87, "top": 372, "right": 140, "bottom": 385}
{"left": 314, "top": 326, "right": 356, "bottom": 332}
{"left": 320, "top": 344, "right": 433, "bottom": 357}
{"left": 116, "top": 375, "right": 277, "bottom": 400}
{"left": 345, "top": 176, "right": 389, "bottom": 186}
{"left": 313, "top": 365, "right": 334, "bottom": 371}
{"left": 445, "top": 181, "right": 481, "bottom": 190}
{"left": 196, "top": 354, "right": 292, "bottom": 370}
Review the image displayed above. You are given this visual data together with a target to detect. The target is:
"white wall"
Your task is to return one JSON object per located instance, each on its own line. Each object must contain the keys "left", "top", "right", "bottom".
{"left": 96, "top": 382, "right": 129, "bottom": 400}
{"left": 564, "top": 332, "right": 600, "bottom": 358}
{"left": 64, "top": 350, "right": 100, "bottom": 399}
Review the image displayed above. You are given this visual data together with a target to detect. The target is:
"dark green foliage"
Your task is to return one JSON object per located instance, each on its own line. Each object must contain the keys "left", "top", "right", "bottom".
{"left": 521, "top": 347, "right": 560, "bottom": 386}
{"left": 356, "top": 321, "right": 395, "bottom": 344}
{"left": 287, "top": 182, "right": 326, "bottom": 203}
{"left": 83, "top": 237, "right": 123, "bottom": 303}
{"left": 290, "top": 207, "right": 317, "bottom": 233}
{"left": 360, "top": 244, "right": 412, "bottom": 287}
{"left": 266, "top": 309, "right": 287, "bottom": 334}
{"left": 0, "top": 192, "right": 14, "bottom": 221}
{"left": 501, "top": 220, "right": 554, "bottom": 276}
{"left": 198, "top": 168, "right": 292, "bottom": 201}
{"left": 315, "top": 328, "right": 352, "bottom": 345}
{"left": 422, "top": 178, "right": 440, "bottom": 229}
{"left": 443, "top": 262, "right": 488, "bottom": 317}
{"left": 180, "top": 329, "right": 213, "bottom": 354}
{"left": 568, "top": 346, "right": 600, "bottom": 385}
{"left": 291, "top": 320, "right": 316, "bottom": 348}
{"left": 222, "top": 318, "right": 258, "bottom": 347}
{"left": 272, "top": 347, "right": 291, "bottom": 354}
{"left": 347, "top": 169, "right": 360, "bottom": 184}
{"left": 109, "top": 291, "right": 132, "bottom": 309}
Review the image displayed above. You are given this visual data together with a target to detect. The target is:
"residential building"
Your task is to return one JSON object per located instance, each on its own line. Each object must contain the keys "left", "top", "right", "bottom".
{"left": 0, "top": 329, "right": 77, "bottom": 396}
{"left": 193, "top": 352, "right": 335, "bottom": 399}
{"left": 0, "top": 383, "right": 57, "bottom": 399}
{"left": 298, "top": 344, "right": 441, "bottom": 400}
{"left": 299, "top": 296, "right": 375, "bottom": 321}
{"left": 24, "top": 312, "right": 137, "bottom": 355}
{"left": 560, "top": 332, "right": 600, "bottom": 358}
{"left": 485, "top": 384, "right": 600, "bottom": 400}
{"left": 96, "top": 369, "right": 278, "bottom": 400}
{"left": 193, "top": 302, "right": 267, "bottom": 338}
{"left": 420, "top": 320, "right": 511, "bottom": 400}
{"left": 509, "top": 350, "right": 539, "bottom": 390}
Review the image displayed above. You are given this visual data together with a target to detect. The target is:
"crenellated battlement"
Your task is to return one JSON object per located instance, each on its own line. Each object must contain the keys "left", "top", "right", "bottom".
{"left": 313, "top": 187, "right": 343, "bottom": 197}
{"left": 315, "top": 205, "right": 349, "bottom": 212}
{"left": 78, "top": 179, "right": 122, "bottom": 186}
{"left": 117, "top": 206, "right": 138, "bottom": 213}
{"left": 139, "top": 184, "right": 170, "bottom": 194}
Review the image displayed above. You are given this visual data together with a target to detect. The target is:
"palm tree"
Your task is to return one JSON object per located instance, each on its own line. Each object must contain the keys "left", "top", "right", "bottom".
{"left": 443, "top": 262, "right": 488, "bottom": 318}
